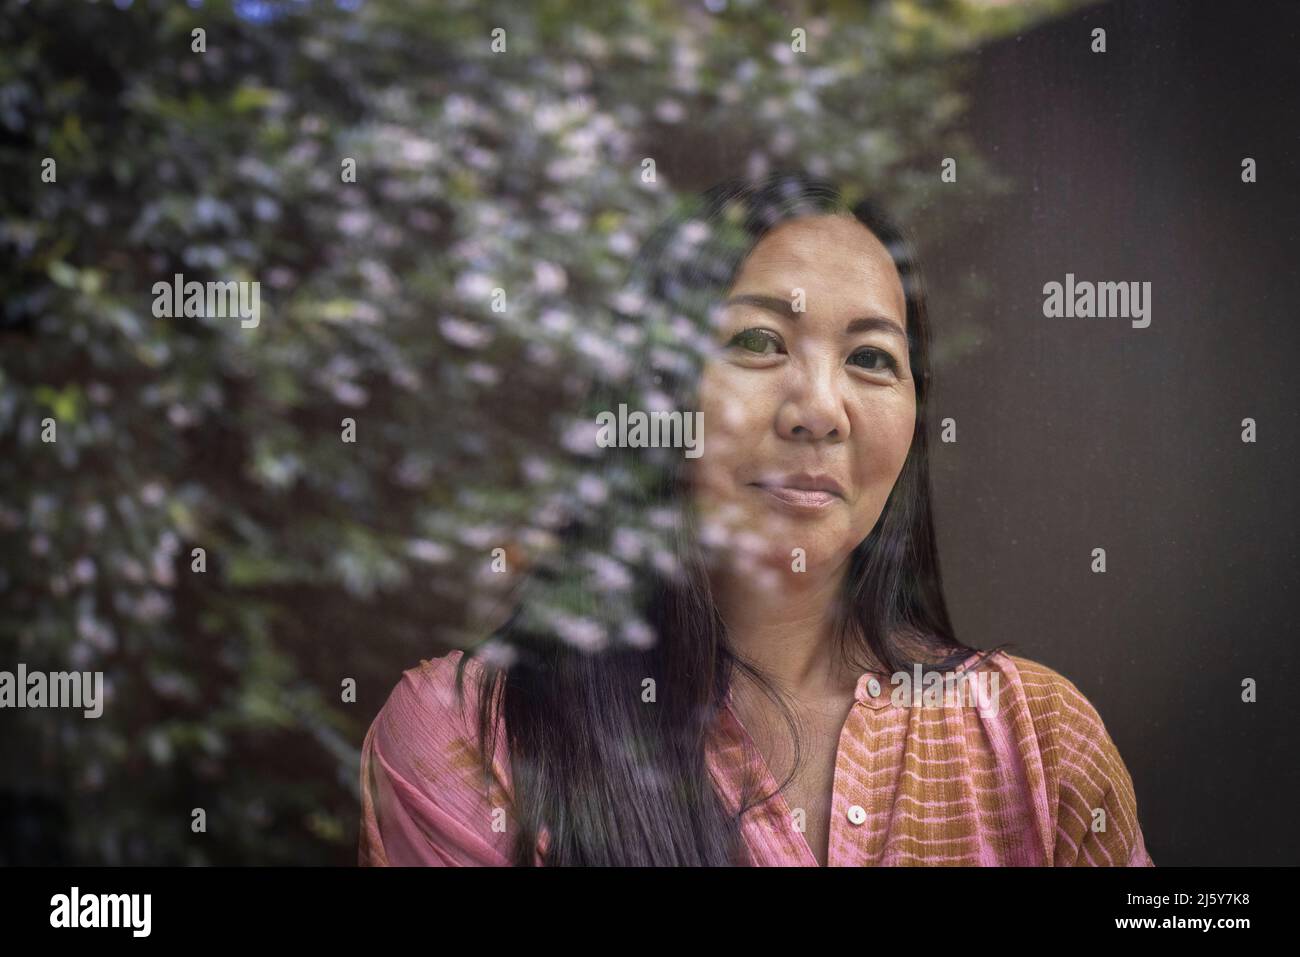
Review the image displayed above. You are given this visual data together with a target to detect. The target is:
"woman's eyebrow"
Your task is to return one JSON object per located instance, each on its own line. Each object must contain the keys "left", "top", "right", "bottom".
{"left": 723, "top": 293, "right": 907, "bottom": 342}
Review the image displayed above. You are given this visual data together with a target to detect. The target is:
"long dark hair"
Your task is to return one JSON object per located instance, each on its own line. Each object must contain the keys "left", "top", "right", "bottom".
{"left": 454, "top": 170, "right": 1011, "bottom": 865}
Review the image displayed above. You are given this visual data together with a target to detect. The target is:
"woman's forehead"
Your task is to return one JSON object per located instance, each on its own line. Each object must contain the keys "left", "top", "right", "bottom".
{"left": 731, "top": 216, "right": 906, "bottom": 319}
{"left": 742, "top": 214, "right": 891, "bottom": 267}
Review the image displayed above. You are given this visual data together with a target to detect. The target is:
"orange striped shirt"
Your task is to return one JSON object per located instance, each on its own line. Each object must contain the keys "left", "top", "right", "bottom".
{"left": 359, "top": 648, "right": 1154, "bottom": 866}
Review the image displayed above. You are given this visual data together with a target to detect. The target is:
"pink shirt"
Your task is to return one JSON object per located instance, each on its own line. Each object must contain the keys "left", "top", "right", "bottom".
{"left": 359, "top": 648, "right": 1154, "bottom": 866}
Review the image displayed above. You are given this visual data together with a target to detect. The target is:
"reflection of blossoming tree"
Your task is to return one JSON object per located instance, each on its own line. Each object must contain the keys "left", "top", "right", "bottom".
{"left": 0, "top": 0, "right": 1075, "bottom": 864}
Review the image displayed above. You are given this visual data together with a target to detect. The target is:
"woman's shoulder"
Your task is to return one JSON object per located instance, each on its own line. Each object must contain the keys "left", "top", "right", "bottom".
{"left": 372, "top": 647, "right": 512, "bottom": 781}
{"left": 972, "top": 651, "right": 1154, "bottom": 865}
{"left": 371, "top": 650, "right": 489, "bottom": 746}
{"left": 993, "top": 652, "right": 1117, "bottom": 738}
{"left": 404, "top": 648, "right": 488, "bottom": 709}
{"left": 961, "top": 650, "right": 1127, "bottom": 758}
{"left": 359, "top": 649, "right": 515, "bottom": 866}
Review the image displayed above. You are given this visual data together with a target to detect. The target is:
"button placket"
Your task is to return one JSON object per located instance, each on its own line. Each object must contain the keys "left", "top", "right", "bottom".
{"left": 821, "top": 690, "right": 874, "bottom": 865}
{"left": 828, "top": 670, "right": 898, "bottom": 862}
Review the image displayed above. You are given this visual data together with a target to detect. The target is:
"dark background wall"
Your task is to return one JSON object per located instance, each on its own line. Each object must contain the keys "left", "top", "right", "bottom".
{"left": 925, "top": 0, "right": 1300, "bottom": 865}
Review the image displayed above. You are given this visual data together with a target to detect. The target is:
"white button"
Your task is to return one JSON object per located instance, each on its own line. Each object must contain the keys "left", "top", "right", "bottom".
{"left": 847, "top": 804, "right": 867, "bottom": 825}
{"left": 866, "top": 677, "right": 882, "bottom": 698}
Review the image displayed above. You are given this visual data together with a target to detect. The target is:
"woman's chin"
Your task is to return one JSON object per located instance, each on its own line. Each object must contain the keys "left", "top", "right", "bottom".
{"left": 702, "top": 534, "right": 843, "bottom": 582}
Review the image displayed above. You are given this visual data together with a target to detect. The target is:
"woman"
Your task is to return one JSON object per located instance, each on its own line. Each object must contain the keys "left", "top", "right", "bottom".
{"left": 358, "top": 171, "right": 1154, "bottom": 866}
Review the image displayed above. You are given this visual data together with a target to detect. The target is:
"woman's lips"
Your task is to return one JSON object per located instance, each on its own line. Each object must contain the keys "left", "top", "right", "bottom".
{"left": 750, "top": 484, "right": 840, "bottom": 511}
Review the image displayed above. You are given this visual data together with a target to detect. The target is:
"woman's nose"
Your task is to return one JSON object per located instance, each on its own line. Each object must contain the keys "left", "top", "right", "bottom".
{"left": 775, "top": 360, "right": 850, "bottom": 441}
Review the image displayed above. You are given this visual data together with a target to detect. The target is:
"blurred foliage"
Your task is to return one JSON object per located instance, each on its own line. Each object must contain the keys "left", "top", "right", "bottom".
{"left": 0, "top": 0, "right": 1083, "bottom": 864}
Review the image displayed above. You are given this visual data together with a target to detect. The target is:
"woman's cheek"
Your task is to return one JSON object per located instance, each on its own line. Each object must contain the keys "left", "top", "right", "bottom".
{"left": 686, "top": 366, "right": 736, "bottom": 505}
{"left": 855, "top": 416, "right": 915, "bottom": 533}
{"left": 880, "top": 413, "right": 915, "bottom": 479}
{"left": 697, "top": 364, "right": 763, "bottom": 459}
{"left": 690, "top": 366, "right": 778, "bottom": 538}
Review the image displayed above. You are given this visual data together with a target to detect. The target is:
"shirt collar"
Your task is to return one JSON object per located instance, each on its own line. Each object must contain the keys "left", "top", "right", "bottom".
{"left": 720, "top": 650, "right": 996, "bottom": 711}
{"left": 854, "top": 649, "right": 997, "bottom": 710}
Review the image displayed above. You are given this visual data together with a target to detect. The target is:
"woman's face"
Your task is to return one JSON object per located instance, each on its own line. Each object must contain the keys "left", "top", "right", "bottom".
{"left": 689, "top": 213, "right": 917, "bottom": 580}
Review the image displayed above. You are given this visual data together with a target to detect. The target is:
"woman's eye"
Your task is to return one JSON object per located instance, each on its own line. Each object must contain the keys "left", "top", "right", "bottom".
{"left": 728, "top": 328, "right": 782, "bottom": 355}
{"left": 848, "top": 348, "right": 898, "bottom": 374}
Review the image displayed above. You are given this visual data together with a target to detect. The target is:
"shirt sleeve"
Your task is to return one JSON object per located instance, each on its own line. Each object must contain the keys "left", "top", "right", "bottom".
{"left": 1038, "top": 671, "right": 1155, "bottom": 867}
{"left": 358, "top": 651, "right": 516, "bottom": 866}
